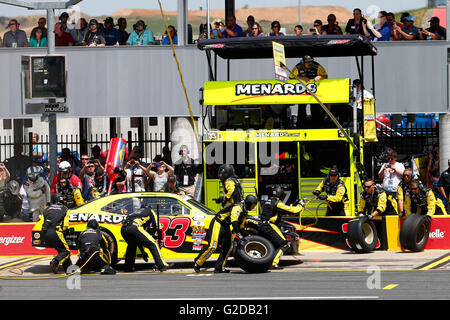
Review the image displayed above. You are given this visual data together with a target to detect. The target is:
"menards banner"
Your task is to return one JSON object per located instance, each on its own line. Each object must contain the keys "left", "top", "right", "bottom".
{"left": 204, "top": 79, "right": 350, "bottom": 106}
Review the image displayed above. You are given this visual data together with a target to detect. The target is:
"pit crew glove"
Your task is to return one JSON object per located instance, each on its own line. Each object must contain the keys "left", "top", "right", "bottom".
{"left": 318, "top": 194, "right": 327, "bottom": 201}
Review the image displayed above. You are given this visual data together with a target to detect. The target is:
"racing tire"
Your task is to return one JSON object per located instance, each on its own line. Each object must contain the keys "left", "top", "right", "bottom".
{"left": 347, "top": 216, "right": 378, "bottom": 253}
{"left": 400, "top": 214, "right": 430, "bottom": 252}
{"left": 234, "top": 235, "right": 275, "bottom": 273}
{"left": 100, "top": 230, "right": 118, "bottom": 266}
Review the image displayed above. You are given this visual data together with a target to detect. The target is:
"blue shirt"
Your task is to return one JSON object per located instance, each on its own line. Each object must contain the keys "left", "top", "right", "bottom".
{"left": 222, "top": 24, "right": 244, "bottom": 38}
{"left": 104, "top": 27, "right": 122, "bottom": 46}
{"left": 400, "top": 26, "right": 419, "bottom": 40}
{"left": 161, "top": 34, "right": 178, "bottom": 45}
{"left": 126, "top": 29, "right": 155, "bottom": 45}
{"left": 371, "top": 22, "right": 391, "bottom": 41}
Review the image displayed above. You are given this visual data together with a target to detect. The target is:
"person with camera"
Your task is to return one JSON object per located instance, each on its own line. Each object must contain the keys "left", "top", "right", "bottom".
{"left": 146, "top": 160, "right": 174, "bottom": 192}
{"left": 345, "top": 8, "right": 366, "bottom": 36}
{"left": 79, "top": 158, "right": 102, "bottom": 201}
{"left": 217, "top": 15, "right": 243, "bottom": 38}
{"left": 378, "top": 149, "right": 405, "bottom": 195}
{"left": 363, "top": 11, "right": 391, "bottom": 41}
{"left": 125, "top": 157, "right": 151, "bottom": 192}
{"left": 393, "top": 15, "right": 419, "bottom": 40}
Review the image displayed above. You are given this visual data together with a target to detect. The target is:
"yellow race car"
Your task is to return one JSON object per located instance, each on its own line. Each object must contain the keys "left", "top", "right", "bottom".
{"left": 32, "top": 192, "right": 299, "bottom": 272}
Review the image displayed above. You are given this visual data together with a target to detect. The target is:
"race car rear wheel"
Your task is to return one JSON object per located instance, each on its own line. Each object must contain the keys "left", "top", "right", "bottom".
{"left": 100, "top": 229, "right": 118, "bottom": 265}
{"left": 347, "top": 216, "right": 378, "bottom": 253}
{"left": 400, "top": 214, "right": 430, "bottom": 252}
{"left": 234, "top": 235, "right": 275, "bottom": 273}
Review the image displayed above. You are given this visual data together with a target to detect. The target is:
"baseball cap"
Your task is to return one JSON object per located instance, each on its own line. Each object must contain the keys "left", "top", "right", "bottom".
{"left": 168, "top": 175, "right": 177, "bottom": 183}
{"left": 429, "top": 16, "right": 440, "bottom": 23}
{"left": 404, "top": 15, "right": 415, "bottom": 22}
{"left": 303, "top": 55, "right": 314, "bottom": 63}
{"left": 329, "top": 167, "right": 339, "bottom": 176}
{"left": 89, "top": 19, "right": 98, "bottom": 26}
{"left": 104, "top": 17, "right": 114, "bottom": 25}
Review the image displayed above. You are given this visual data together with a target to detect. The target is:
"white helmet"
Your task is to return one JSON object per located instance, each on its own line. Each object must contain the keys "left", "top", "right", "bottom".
{"left": 59, "top": 161, "right": 71, "bottom": 173}
{"left": 26, "top": 166, "right": 40, "bottom": 182}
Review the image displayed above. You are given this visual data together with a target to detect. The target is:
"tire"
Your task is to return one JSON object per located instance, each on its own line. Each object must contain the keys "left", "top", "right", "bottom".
{"left": 400, "top": 214, "right": 430, "bottom": 252}
{"left": 347, "top": 216, "right": 378, "bottom": 253}
{"left": 100, "top": 230, "right": 118, "bottom": 265}
{"left": 234, "top": 235, "right": 275, "bottom": 273}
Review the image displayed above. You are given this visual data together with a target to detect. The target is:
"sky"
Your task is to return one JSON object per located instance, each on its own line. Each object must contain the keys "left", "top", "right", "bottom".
{"left": 0, "top": 0, "right": 432, "bottom": 17}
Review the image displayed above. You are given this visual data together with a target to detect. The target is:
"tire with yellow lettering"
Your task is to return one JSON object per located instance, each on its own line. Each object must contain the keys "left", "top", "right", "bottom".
{"left": 347, "top": 216, "right": 378, "bottom": 253}
{"left": 400, "top": 214, "right": 430, "bottom": 252}
{"left": 234, "top": 235, "right": 275, "bottom": 273}
{"left": 100, "top": 229, "right": 118, "bottom": 265}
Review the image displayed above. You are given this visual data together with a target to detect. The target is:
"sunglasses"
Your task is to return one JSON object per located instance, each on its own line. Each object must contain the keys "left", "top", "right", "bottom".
{"left": 364, "top": 185, "right": 374, "bottom": 189}
{"left": 410, "top": 187, "right": 419, "bottom": 190}
{"left": 388, "top": 157, "right": 395, "bottom": 160}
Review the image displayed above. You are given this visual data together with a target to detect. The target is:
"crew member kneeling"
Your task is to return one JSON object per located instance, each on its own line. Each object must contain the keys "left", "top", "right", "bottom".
{"left": 259, "top": 187, "right": 305, "bottom": 270}
{"left": 313, "top": 167, "right": 349, "bottom": 216}
{"left": 41, "top": 204, "right": 72, "bottom": 274}
{"left": 358, "top": 178, "right": 398, "bottom": 219}
{"left": 405, "top": 179, "right": 448, "bottom": 216}
{"left": 75, "top": 219, "right": 116, "bottom": 274}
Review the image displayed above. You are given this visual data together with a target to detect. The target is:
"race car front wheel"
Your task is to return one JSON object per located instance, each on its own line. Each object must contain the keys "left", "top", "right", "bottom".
{"left": 400, "top": 214, "right": 430, "bottom": 252}
{"left": 347, "top": 216, "right": 378, "bottom": 253}
{"left": 234, "top": 235, "right": 275, "bottom": 273}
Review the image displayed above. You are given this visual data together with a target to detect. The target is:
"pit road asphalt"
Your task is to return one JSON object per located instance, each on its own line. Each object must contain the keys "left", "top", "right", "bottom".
{"left": 1, "top": 250, "right": 450, "bottom": 301}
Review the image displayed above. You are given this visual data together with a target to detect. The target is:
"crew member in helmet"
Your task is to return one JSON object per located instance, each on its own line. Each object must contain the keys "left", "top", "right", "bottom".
{"left": 313, "top": 167, "right": 349, "bottom": 216}
{"left": 358, "top": 178, "right": 398, "bottom": 219}
{"left": 194, "top": 164, "right": 244, "bottom": 273}
{"left": 42, "top": 204, "right": 72, "bottom": 274}
{"left": 50, "top": 160, "right": 82, "bottom": 194}
{"left": 22, "top": 166, "right": 51, "bottom": 222}
{"left": 55, "top": 177, "right": 85, "bottom": 208}
{"left": 259, "top": 187, "right": 305, "bottom": 270}
{"left": 120, "top": 199, "right": 171, "bottom": 272}
{"left": 75, "top": 219, "right": 116, "bottom": 274}
{"left": 405, "top": 179, "right": 448, "bottom": 216}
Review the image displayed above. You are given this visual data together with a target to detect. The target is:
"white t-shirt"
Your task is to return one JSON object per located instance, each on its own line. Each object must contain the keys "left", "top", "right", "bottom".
{"left": 126, "top": 167, "right": 146, "bottom": 192}
{"left": 380, "top": 162, "right": 405, "bottom": 192}
{"left": 153, "top": 172, "right": 168, "bottom": 192}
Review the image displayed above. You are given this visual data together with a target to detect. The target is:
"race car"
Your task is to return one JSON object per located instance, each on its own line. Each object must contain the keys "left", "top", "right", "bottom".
{"left": 31, "top": 192, "right": 299, "bottom": 271}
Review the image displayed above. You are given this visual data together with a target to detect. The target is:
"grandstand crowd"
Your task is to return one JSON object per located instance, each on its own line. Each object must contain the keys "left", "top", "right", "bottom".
{"left": 0, "top": 8, "right": 447, "bottom": 47}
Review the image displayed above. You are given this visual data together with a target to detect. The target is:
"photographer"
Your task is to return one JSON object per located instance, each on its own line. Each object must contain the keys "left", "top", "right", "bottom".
{"left": 125, "top": 158, "right": 149, "bottom": 192}
{"left": 345, "top": 8, "right": 366, "bottom": 36}
{"left": 79, "top": 158, "right": 103, "bottom": 201}
{"left": 378, "top": 149, "right": 405, "bottom": 195}
{"left": 146, "top": 161, "right": 174, "bottom": 192}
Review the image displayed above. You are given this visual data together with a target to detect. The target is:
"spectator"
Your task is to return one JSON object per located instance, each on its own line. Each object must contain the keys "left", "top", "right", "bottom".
{"left": 294, "top": 25, "right": 303, "bottom": 36}
{"left": 31, "top": 133, "right": 47, "bottom": 164}
{"left": 85, "top": 19, "right": 106, "bottom": 47}
{"left": 393, "top": 15, "right": 419, "bottom": 40}
{"left": 386, "top": 12, "right": 403, "bottom": 40}
{"left": 4, "top": 143, "right": 32, "bottom": 184}
{"left": 437, "top": 159, "right": 450, "bottom": 212}
{"left": 103, "top": 17, "right": 121, "bottom": 46}
{"left": 35, "top": 17, "right": 48, "bottom": 38}
{"left": 29, "top": 27, "right": 47, "bottom": 47}
{"left": 59, "top": 12, "right": 74, "bottom": 32}
{"left": 322, "top": 14, "right": 343, "bottom": 35}
{"left": 421, "top": 16, "right": 446, "bottom": 40}
{"left": 161, "top": 145, "right": 172, "bottom": 166}
{"left": 54, "top": 22, "right": 74, "bottom": 46}
{"left": 79, "top": 159, "right": 99, "bottom": 200}
{"left": 147, "top": 161, "right": 174, "bottom": 192}
{"left": 109, "top": 167, "right": 127, "bottom": 194}
{"left": 268, "top": 20, "right": 285, "bottom": 36}
{"left": 2, "top": 19, "right": 28, "bottom": 47}
{"left": 309, "top": 19, "right": 323, "bottom": 35}
{"left": 427, "top": 144, "right": 440, "bottom": 188}
{"left": 174, "top": 145, "right": 201, "bottom": 197}
{"left": 352, "top": 79, "right": 374, "bottom": 109}
{"left": 71, "top": 18, "right": 89, "bottom": 46}
{"left": 378, "top": 149, "right": 405, "bottom": 194}
{"left": 91, "top": 145, "right": 106, "bottom": 166}
{"left": 0, "top": 163, "right": 11, "bottom": 188}
{"left": 217, "top": 15, "right": 243, "bottom": 38}
{"left": 345, "top": 8, "right": 366, "bottom": 35}
{"left": 243, "top": 15, "right": 255, "bottom": 36}
{"left": 161, "top": 25, "right": 178, "bottom": 45}
{"left": 126, "top": 20, "right": 154, "bottom": 45}
{"left": 247, "top": 22, "right": 264, "bottom": 37}
{"left": 161, "top": 175, "right": 183, "bottom": 194}
{"left": 117, "top": 17, "right": 129, "bottom": 45}
{"left": 364, "top": 11, "right": 391, "bottom": 41}
{"left": 60, "top": 147, "right": 81, "bottom": 175}
{"left": 198, "top": 23, "right": 213, "bottom": 41}
{"left": 125, "top": 158, "right": 149, "bottom": 192}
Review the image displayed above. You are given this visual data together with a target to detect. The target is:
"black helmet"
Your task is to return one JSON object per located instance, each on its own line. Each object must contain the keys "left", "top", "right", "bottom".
{"left": 272, "top": 187, "right": 286, "bottom": 200}
{"left": 244, "top": 194, "right": 258, "bottom": 211}
{"left": 87, "top": 219, "right": 99, "bottom": 230}
{"left": 217, "top": 164, "right": 235, "bottom": 181}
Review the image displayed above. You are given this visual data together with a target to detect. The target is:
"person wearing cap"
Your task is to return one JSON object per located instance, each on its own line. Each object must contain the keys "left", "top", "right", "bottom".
{"left": 103, "top": 17, "right": 122, "bottom": 46}
{"left": 393, "top": 15, "right": 419, "bottom": 40}
{"left": 353, "top": 78, "right": 374, "bottom": 109}
{"left": 59, "top": 12, "right": 74, "bottom": 32}
{"left": 84, "top": 19, "right": 106, "bottom": 46}
{"left": 2, "top": 19, "right": 28, "bottom": 47}
{"left": 243, "top": 15, "right": 255, "bottom": 36}
{"left": 313, "top": 167, "right": 349, "bottom": 216}
{"left": 54, "top": 22, "right": 74, "bottom": 46}
{"left": 71, "top": 18, "right": 89, "bottom": 46}
{"left": 421, "top": 16, "right": 446, "bottom": 40}
{"left": 437, "top": 159, "right": 450, "bottom": 212}
{"left": 117, "top": 17, "right": 129, "bottom": 45}
{"left": 161, "top": 25, "right": 178, "bottom": 45}
{"left": 126, "top": 20, "right": 154, "bottom": 45}
{"left": 161, "top": 175, "right": 183, "bottom": 194}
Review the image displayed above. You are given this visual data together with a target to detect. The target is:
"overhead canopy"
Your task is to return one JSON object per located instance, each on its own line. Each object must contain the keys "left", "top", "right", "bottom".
{"left": 198, "top": 35, "right": 377, "bottom": 60}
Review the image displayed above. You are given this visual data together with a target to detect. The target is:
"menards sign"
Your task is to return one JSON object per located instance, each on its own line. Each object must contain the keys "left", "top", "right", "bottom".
{"left": 203, "top": 79, "right": 350, "bottom": 106}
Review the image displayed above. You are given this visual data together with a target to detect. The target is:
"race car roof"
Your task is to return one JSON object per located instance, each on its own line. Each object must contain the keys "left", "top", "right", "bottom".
{"left": 197, "top": 35, "right": 377, "bottom": 59}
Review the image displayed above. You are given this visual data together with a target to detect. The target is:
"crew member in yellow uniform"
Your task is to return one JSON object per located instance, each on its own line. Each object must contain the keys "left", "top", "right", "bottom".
{"left": 357, "top": 178, "right": 398, "bottom": 219}
{"left": 41, "top": 204, "right": 72, "bottom": 274}
{"left": 313, "top": 167, "right": 349, "bottom": 216}
{"left": 259, "top": 187, "right": 305, "bottom": 270}
{"left": 405, "top": 179, "right": 448, "bottom": 216}
{"left": 396, "top": 168, "right": 415, "bottom": 216}
{"left": 120, "top": 199, "right": 171, "bottom": 272}
{"left": 55, "top": 177, "right": 84, "bottom": 209}
{"left": 194, "top": 164, "right": 243, "bottom": 273}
